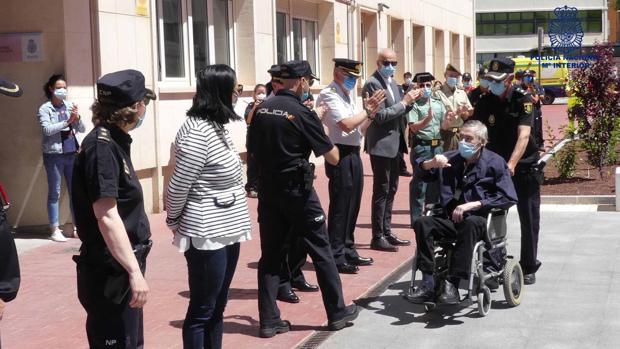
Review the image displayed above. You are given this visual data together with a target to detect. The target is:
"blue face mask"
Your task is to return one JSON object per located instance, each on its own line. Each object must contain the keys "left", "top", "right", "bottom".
{"left": 380, "top": 64, "right": 396, "bottom": 78}
{"left": 479, "top": 79, "right": 490, "bottom": 88}
{"left": 446, "top": 77, "right": 458, "bottom": 88}
{"left": 458, "top": 141, "right": 480, "bottom": 159}
{"left": 54, "top": 88, "right": 68, "bottom": 100}
{"left": 489, "top": 80, "right": 507, "bottom": 96}
{"left": 302, "top": 92, "right": 310, "bottom": 101}
{"left": 423, "top": 87, "right": 432, "bottom": 98}
{"left": 132, "top": 112, "right": 146, "bottom": 131}
{"left": 343, "top": 76, "right": 357, "bottom": 91}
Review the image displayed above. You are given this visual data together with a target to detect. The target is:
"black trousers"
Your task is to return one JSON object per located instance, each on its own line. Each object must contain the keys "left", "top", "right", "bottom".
{"left": 413, "top": 215, "right": 487, "bottom": 279}
{"left": 370, "top": 155, "right": 399, "bottom": 238}
{"left": 76, "top": 256, "right": 147, "bottom": 348}
{"left": 257, "top": 187, "right": 346, "bottom": 325}
{"left": 513, "top": 171, "right": 542, "bottom": 275}
{"left": 397, "top": 151, "right": 407, "bottom": 173}
{"left": 325, "top": 145, "right": 363, "bottom": 264}
{"left": 245, "top": 152, "right": 259, "bottom": 192}
{"left": 278, "top": 236, "right": 307, "bottom": 292}
{"left": 533, "top": 107, "right": 544, "bottom": 150}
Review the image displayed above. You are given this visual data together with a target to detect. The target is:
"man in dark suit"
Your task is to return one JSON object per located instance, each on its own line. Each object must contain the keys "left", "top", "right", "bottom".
{"left": 362, "top": 48, "right": 421, "bottom": 252}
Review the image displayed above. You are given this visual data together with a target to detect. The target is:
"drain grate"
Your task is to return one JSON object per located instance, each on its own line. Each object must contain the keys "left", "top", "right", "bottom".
{"left": 294, "top": 256, "right": 413, "bottom": 349}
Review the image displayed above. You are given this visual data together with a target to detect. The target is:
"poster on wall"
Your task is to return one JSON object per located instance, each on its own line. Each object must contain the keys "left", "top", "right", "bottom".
{"left": 0, "top": 32, "right": 44, "bottom": 63}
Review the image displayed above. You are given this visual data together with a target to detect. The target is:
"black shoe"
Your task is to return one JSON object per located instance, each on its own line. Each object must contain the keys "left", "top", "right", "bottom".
{"left": 405, "top": 283, "right": 435, "bottom": 304}
{"left": 328, "top": 305, "right": 359, "bottom": 331}
{"left": 400, "top": 170, "right": 413, "bottom": 177}
{"left": 438, "top": 280, "right": 460, "bottom": 305}
{"left": 385, "top": 233, "right": 411, "bottom": 246}
{"left": 524, "top": 273, "right": 536, "bottom": 285}
{"left": 259, "top": 320, "right": 291, "bottom": 338}
{"left": 277, "top": 289, "right": 299, "bottom": 303}
{"left": 370, "top": 236, "right": 398, "bottom": 252}
{"left": 347, "top": 256, "right": 374, "bottom": 266}
{"left": 337, "top": 263, "right": 359, "bottom": 274}
{"left": 291, "top": 280, "right": 319, "bottom": 292}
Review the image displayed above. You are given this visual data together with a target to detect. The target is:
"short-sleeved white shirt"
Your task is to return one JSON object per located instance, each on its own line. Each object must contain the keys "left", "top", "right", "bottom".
{"left": 316, "top": 81, "right": 362, "bottom": 146}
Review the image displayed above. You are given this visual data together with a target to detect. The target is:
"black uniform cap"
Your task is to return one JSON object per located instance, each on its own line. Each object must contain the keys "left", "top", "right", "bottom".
{"left": 486, "top": 58, "right": 515, "bottom": 81}
{"left": 413, "top": 72, "right": 435, "bottom": 83}
{"left": 268, "top": 65, "right": 283, "bottom": 78}
{"left": 279, "top": 60, "right": 319, "bottom": 81}
{"left": 97, "top": 69, "right": 157, "bottom": 108}
{"left": 0, "top": 76, "right": 22, "bottom": 97}
{"left": 333, "top": 58, "right": 362, "bottom": 77}
{"left": 462, "top": 72, "right": 472, "bottom": 81}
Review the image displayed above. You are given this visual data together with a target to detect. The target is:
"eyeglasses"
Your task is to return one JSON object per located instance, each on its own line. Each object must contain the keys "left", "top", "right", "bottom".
{"left": 271, "top": 78, "right": 283, "bottom": 85}
{"left": 420, "top": 82, "right": 432, "bottom": 88}
{"left": 306, "top": 78, "right": 315, "bottom": 87}
{"left": 142, "top": 97, "right": 151, "bottom": 106}
{"left": 381, "top": 60, "right": 398, "bottom": 67}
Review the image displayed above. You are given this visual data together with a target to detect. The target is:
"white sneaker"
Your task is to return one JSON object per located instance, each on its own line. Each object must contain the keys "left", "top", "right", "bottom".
{"left": 50, "top": 229, "right": 68, "bottom": 242}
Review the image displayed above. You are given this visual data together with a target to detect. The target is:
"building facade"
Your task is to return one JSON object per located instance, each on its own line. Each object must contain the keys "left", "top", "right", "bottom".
{"left": 0, "top": 0, "right": 474, "bottom": 228}
{"left": 475, "top": 0, "right": 609, "bottom": 66}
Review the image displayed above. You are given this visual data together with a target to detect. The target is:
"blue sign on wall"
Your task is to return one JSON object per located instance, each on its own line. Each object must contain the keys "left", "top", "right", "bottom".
{"left": 548, "top": 5, "right": 584, "bottom": 56}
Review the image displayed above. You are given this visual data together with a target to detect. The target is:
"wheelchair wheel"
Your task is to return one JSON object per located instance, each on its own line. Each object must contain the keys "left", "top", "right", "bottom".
{"left": 477, "top": 286, "right": 491, "bottom": 317}
{"left": 502, "top": 259, "right": 524, "bottom": 306}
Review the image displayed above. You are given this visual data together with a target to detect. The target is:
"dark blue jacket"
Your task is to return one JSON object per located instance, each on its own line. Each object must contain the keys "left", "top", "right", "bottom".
{"left": 414, "top": 148, "right": 518, "bottom": 217}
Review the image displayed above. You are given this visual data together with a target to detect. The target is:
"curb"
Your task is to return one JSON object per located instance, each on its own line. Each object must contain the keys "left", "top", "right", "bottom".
{"left": 541, "top": 195, "right": 615, "bottom": 205}
{"left": 295, "top": 256, "right": 414, "bottom": 349}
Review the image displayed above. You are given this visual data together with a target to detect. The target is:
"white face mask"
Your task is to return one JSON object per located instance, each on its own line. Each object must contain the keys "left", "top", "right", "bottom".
{"left": 405, "top": 78, "right": 412, "bottom": 85}
{"left": 256, "top": 93, "right": 266, "bottom": 101}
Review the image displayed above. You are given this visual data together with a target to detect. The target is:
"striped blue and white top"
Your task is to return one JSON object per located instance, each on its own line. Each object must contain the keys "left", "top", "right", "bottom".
{"left": 166, "top": 117, "right": 251, "bottom": 251}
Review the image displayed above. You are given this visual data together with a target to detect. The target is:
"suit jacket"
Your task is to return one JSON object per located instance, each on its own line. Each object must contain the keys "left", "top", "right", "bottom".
{"left": 362, "top": 71, "right": 411, "bottom": 158}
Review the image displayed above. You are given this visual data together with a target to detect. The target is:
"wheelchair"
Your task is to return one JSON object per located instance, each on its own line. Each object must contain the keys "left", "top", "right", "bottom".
{"left": 404, "top": 205, "right": 524, "bottom": 316}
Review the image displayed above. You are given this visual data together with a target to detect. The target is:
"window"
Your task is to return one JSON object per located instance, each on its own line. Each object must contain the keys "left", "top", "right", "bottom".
{"left": 157, "top": 0, "right": 234, "bottom": 83}
{"left": 275, "top": 13, "right": 319, "bottom": 73}
{"left": 161, "top": 0, "right": 184, "bottom": 78}
{"left": 276, "top": 12, "right": 288, "bottom": 64}
{"left": 476, "top": 9, "right": 602, "bottom": 36}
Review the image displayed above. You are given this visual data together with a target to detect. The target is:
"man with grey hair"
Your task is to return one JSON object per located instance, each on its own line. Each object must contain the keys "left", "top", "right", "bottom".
{"left": 407, "top": 120, "right": 518, "bottom": 305}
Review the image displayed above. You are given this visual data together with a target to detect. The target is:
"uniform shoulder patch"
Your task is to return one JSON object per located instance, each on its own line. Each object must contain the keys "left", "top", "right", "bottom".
{"left": 96, "top": 127, "right": 111, "bottom": 142}
{"left": 330, "top": 87, "right": 337, "bottom": 93}
{"left": 523, "top": 102, "right": 533, "bottom": 114}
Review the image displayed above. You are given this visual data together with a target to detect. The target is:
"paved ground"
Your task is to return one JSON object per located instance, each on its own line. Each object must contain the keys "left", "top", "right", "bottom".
{"left": 2, "top": 103, "right": 577, "bottom": 349}
{"left": 320, "top": 209, "right": 620, "bottom": 349}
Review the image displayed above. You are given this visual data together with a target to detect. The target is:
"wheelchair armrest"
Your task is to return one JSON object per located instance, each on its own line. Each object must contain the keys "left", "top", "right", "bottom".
{"left": 484, "top": 208, "right": 509, "bottom": 243}
{"left": 424, "top": 203, "right": 444, "bottom": 217}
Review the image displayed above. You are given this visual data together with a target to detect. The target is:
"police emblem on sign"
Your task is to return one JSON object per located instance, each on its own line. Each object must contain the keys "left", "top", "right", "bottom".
{"left": 549, "top": 5, "right": 584, "bottom": 56}
{"left": 488, "top": 114, "right": 495, "bottom": 126}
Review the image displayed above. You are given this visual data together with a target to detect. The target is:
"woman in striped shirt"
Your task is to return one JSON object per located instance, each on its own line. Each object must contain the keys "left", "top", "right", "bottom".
{"left": 166, "top": 65, "right": 251, "bottom": 349}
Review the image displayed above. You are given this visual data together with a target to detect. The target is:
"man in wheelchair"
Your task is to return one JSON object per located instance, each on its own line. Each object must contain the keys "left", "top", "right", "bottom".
{"left": 408, "top": 120, "right": 517, "bottom": 305}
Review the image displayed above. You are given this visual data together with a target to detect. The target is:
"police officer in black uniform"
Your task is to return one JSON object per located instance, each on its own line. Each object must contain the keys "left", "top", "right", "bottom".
{"left": 249, "top": 60, "right": 358, "bottom": 338}
{"left": 72, "top": 70, "right": 156, "bottom": 348}
{"left": 473, "top": 58, "right": 542, "bottom": 285}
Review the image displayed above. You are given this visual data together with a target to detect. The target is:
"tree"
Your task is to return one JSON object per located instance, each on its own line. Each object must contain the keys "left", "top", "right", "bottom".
{"left": 569, "top": 42, "right": 620, "bottom": 178}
